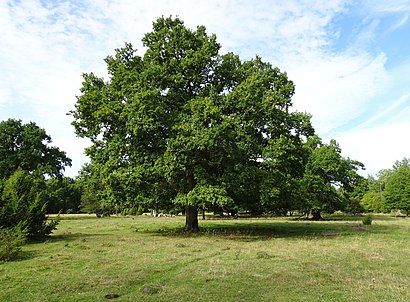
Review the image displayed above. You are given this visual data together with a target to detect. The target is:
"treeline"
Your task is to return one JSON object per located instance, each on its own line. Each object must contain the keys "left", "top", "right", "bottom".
{"left": 1, "top": 118, "right": 408, "bottom": 227}
{"left": 361, "top": 158, "right": 410, "bottom": 215}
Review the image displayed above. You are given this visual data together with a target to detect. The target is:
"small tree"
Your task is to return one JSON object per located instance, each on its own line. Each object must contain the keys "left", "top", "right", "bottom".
{"left": 0, "top": 226, "right": 26, "bottom": 261}
{"left": 76, "top": 164, "right": 115, "bottom": 217}
{"left": 0, "top": 169, "right": 58, "bottom": 238}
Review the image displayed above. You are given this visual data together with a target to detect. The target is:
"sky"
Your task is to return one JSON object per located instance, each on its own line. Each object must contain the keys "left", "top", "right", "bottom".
{"left": 1, "top": 0, "right": 410, "bottom": 178}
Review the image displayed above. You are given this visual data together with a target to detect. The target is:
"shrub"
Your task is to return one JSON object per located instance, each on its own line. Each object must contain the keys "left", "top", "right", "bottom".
{"left": 0, "top": 169, "right": 59, "bottom": 238}
{"left": 0, "top": 227, "right": 26, "bottom": 261}
{"left": 362, "top": 215, "right": 372, "bottom": 225}
{"left": 345, "top": 198, "right": 365, "bottom": 215}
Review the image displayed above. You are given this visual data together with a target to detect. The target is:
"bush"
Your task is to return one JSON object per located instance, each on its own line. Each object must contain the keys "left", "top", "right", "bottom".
{"left": 0, "top": 227, "right": 26, "bottom": 261}
{"left": 362, "top": 215, "right": 372, "bottom": 225}
{"left": 345, "top": 198, "right": 365, "bottom": 215}
{"left": 0, "top": 169, "right": 59, "bottom": 238}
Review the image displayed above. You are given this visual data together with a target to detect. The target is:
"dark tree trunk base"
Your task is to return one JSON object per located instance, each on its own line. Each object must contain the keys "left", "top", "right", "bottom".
{"left": 185, "top": 205, "right": 199, "bottom": 232}
{"left": 311, "top": 210, "right": 324, "bottom": 221}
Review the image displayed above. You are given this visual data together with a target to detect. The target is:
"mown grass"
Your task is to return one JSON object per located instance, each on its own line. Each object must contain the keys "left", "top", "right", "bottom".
{"left": 1, "top": 214, "right": 409, "bottom": 301}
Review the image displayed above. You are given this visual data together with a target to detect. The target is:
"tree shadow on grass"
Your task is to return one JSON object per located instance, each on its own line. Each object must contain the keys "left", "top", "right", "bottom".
{"left": 146, "top": 219, "right": 392, "bottom": 241}
{"left": 47, "top": 232, "right": 110, "bottom": 243}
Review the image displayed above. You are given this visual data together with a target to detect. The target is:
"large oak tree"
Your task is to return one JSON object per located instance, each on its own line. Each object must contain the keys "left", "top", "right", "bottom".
{"left": 71, "top": 17, "right": 314, "bottom": 231}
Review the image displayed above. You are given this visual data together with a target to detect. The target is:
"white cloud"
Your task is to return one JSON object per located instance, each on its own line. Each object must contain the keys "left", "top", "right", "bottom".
{"left": 288, "top": 51, "right": 389, "bottom": 134}
{"left": 334, "top": 114, "right": 410, "bottom": 176}
{"left": 365, "top": 0, "right": 410, "bottom": 13}
{"left": 355, "top": 93, "right": 410, "bottom": 129}
{"left": 1, "top": 0, "right": 409, "bottom": 178}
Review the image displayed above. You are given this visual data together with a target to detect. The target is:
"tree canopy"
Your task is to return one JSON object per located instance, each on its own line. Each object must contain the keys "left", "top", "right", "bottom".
{"left": 71, "top": 17, "right": 315, "bottom": 230}
{"left": 360, "top": 158, "right": 410, "bottom": 215}
{"left": 383, "top": 159, "right": 410, "bottom": 215}
{"left": 0, "top": 119, "right": 71, "bottom": 180}
{"left": 300, "top": 136, "right": 364, "bottom": 219}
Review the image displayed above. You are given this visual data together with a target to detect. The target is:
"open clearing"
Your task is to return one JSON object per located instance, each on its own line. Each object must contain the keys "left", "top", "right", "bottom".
{"left": 1, "top": 214, "right": 409, "bottom": 301}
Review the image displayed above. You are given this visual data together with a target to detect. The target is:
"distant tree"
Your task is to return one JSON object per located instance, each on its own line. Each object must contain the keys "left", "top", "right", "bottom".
{"left": 361, "top": 191, "right": 385, "bottom": 213}
{"left": 384, "top": 163, "right": 410, "bottom": 215}
{"left": 300, "top": 136, "right": 364, "bottom": 219}
{"left": 45, "top": 177, "right": 82, "bottom": 214}
{"left": 76, "top": 164, "right": 114, "bottom": 217}
{"left": 71, "top": 17, "right": 314, "bottom": 230}
{"left": 0, "top": 119, "right": 71, "bottom": 179}
{"left": 344, "top": 198, "right": 364, "bottom": 215}
{"left": 360, "top": 175, "right": 386, "bottom": 213}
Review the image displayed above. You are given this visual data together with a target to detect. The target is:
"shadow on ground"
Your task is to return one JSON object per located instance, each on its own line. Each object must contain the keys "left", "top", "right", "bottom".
{"left": 145, "top": 218, "right": 392, "bottom": 241}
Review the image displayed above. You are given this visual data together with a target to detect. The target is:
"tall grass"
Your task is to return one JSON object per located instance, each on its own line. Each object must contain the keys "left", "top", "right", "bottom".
{"left": 0, "top": 214, "right": 409, "bottom": 301}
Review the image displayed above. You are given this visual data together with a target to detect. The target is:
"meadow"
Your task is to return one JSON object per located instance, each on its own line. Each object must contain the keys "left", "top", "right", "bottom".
{"left": 1, "top": 214, "right": 409, "bottom": 302}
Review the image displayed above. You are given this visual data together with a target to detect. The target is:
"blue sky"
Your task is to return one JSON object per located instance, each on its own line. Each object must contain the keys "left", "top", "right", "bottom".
{"left": 1, "top": 0, "right": 409, "bottom": 177}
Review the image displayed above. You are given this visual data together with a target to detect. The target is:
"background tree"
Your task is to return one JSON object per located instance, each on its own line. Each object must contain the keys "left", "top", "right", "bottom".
{"left": 71, "top": 17, "right": 314, "bottom": 231}
{"left": 383, "top": 159, "right": 410, "bottom": 215}
{"left": 0, "top": 119, "right": 71, "bottom": 238}
{"left": 300, "top": 136, "right": 364, "bottom": 219}
{"left": 45, "top": 177, "right": 82, "bottom": 214}
{"left": 360, "top": 175, "right": 387, "bottom": 212}
{"left": 0, "top": 119, "right": 71, "bottom": 180}
{"left": 76, "top": 163, "right": 114, "bottom": 217}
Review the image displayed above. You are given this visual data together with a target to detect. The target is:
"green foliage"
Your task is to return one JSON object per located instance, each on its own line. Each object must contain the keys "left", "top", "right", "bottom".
{"left": 300, "top": 136, "right": 364, "bottom": 218}
{"left": 0, "top": 118, "right": 70, "bottom": 238}
{"left": 0, "top": 227, "right": 26, "bottom": 261}
{"left": 0, "top": 119, "right": 71, "bottom": 179}
{"left": 363, "top": 158, "right": 410, "bottom": 215}
{"left": 361, "top": 191, "right": 386, "bottom": 213}
{"left": 0, "top": 169, "right": 58, "bottom": 238}
{"left": 79, "top": 189, "right": 101, "bottom": 214}
{"left": 362, "top": 215, "right": 372, "bottom": 225}
{"left": 384, "top": 164, "right": 410, "bottom": 215}
{"left": 45, "top": 177, "right": 82, "bottom": 214}
{"left": 76, "top": 164, "right": 115, "bottom": 217}
{"left": 345, "top": 198, "right": 365, "bottom": 215}
{"left": 71, "top": 17, "right": 314, "bottom": 228}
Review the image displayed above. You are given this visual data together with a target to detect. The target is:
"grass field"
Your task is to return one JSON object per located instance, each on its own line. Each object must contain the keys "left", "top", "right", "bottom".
{"left": 1, "top": 214, "right": 409, "bottom": 301}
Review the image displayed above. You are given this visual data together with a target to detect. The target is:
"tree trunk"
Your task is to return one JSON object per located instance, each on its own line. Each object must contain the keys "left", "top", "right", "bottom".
{"left": 184, "top": 167, "right": 199, "bottom": 231}
{"left": 202, "top": 204, "right": 206, "bottom": 220}
{"left": 311, "top": 209, "right": 324, "bottom": 220}
{"left": 185, "top": 205, "right": 199, "bottom": 232}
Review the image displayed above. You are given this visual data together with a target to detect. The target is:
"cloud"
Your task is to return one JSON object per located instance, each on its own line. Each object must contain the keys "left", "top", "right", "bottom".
{"left": 1, "top": 0, "right": 409, "bottom": 178}
{"left": 355, "top": 93, "right": 410, "bottom": 129}
{"left": 365, "top": 0, "right": 410, "bottom": 14}
{"left": 288, "top": 51, "right": 389, "bottom": 135}
{"left": 334, "top": 113, "right": 410, "bottom": 176}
